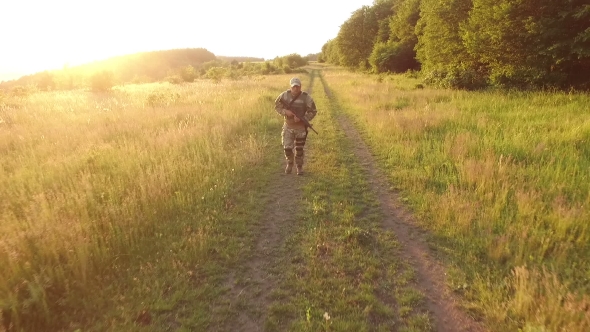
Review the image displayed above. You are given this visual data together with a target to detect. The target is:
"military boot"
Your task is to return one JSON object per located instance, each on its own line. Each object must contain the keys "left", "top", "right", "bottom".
{"left": 284, "top": 149, "right": 294, "bottom": 174}
{"left": 295, "top": 150, "right": 304, "bottom": 175}
{"left": 296, "top": 164, "right": 303, "bottom": 175}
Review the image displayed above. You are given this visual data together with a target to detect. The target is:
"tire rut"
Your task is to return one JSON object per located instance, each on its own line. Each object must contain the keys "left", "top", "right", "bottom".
{"left": 321, "top": 75, "right": 486, "bottom": 332}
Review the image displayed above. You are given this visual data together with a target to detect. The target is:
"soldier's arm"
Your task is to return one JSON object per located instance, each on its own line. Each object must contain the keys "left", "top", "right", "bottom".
{"left": 275, "top": 92, "right": 288, "bottom": 116}
{"left": 304, "top": 95, "right": 317, "bottom": 121}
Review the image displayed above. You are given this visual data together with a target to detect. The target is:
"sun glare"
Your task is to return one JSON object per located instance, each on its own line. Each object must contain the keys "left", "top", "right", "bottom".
{"left": 1, "top": 0, "right": 375, "bottom": 78}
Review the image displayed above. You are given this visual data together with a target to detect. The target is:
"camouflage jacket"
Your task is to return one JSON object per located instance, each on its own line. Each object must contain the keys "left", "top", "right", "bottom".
{"left": 274, "top": 90, "right": 318, "bottom": 130}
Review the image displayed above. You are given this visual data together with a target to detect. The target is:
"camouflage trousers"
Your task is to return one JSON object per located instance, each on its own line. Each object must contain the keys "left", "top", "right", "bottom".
{"left": 281, "top": 125, "right": 307, "bottom": 166}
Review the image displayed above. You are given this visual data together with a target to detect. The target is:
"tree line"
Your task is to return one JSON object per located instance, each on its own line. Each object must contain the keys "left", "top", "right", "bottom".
{"left": 320, "top": 0, "right": 590, "bottom": 90}
{"left": 0, "top": 50, "right": 316, "bottom": 92}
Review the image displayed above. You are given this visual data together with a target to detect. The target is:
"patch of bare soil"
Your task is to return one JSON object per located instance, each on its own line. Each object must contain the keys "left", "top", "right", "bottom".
{"left": 211, "top": 153, "right": 306, "bottom": 332}
{"left": 327, "top": 87, "right": 486, "bottom": 332}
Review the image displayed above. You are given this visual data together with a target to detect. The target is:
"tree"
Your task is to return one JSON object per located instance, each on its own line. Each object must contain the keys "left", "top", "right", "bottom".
{"left": 389, "top": 0, "right": 420, "bottom": 47}
{"left": 320, "top": 39, "right": 342, "bottom": 65}
{"left": 304, "top": 53, "right": 320, "bottom": 61}
{"left": 368, "top": 0, "right": 421, "bottom": 73}
{"left": 415, "top": 0, "right": 488, "bottom": 88}
{"left": 337, "top": 2, "right": 397, "bottom": 69}
{"left": 463, "top": 0, "right": 590, "bottom": 89}
{"left": 284, "top": 53, "right": 307, "bottom": 68}
{"left": 373, "top": 0, "right": 398, "bottom": 43}
{"left": 337, "top": 6, "right": 378, "bottom": 68}
{"left": 416, "top": 0, "right": 473, "bottom": 71}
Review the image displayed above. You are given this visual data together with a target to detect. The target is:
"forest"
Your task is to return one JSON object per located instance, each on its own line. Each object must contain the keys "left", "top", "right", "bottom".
{"left": 320, "top": 0, "right": 590, "bottom": 90}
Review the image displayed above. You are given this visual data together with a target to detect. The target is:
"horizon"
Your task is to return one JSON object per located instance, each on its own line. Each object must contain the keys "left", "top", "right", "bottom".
{"left": 0, "top": 48, "right": 305, "bottom": 82}
{"left": 0, "top": 0, "right": 375, "bottom": 81}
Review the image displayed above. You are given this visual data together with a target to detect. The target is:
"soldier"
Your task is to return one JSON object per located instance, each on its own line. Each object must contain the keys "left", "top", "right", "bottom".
{"left": 274, "top": 77, "right": 318, "bottom": 175}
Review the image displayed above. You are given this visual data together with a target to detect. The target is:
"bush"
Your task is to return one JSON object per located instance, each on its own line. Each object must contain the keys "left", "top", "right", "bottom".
{"left": 487, "top": 66, "right": 567, "bottom": 90}
{"left": 273, "top": 54, "right": 308, "bottom": 69}
{"left": 11, "top": 85, "right": 34, "bottom": 98}
{"left": 165, "top": 75, "right": 183, "bottom": 84}
{"left": 90, "top": 71, "right": 115, "bottom": 91}
{"left": 422, "top": 66, "right": 488, "bottom": 90}
{"left": 261, "top": 62, "right": 275, "bottom": 75}
{"left": 226, "top": 69, "right": 241, "bottom": 80}
{"left": 370, "top": 41, "right": 420, "bottom": 74}
{"left": 404, "top": 70, "right": 420, "bottom": 79}
{"left": 179, "top": 65, "right": 197, "bottom": 82}
{"left": 37, "top": 71, "right": 56, "bottom": 91}
{"left": 205, "top": 67, "right": 227, "bottom": 83}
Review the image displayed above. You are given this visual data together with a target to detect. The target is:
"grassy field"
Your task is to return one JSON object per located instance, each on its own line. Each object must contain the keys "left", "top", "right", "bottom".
{"left": 0, "top": 77, "right": 287, "bottom": 330}
{"left": 1, "top": 66, "right": 589, "bottom": 332}
{"left": 321, "top": 69, "right": 590, "bottom": 331}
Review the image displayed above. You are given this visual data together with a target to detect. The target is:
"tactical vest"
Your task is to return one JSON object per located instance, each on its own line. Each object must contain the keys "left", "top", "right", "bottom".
{"left": 284, "top": 90, "right": 308, "bottom": 130}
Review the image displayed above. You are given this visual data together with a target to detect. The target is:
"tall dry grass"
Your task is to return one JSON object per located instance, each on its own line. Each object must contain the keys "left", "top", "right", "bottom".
{"left": 0, "top": 77, "right": 288, "bottom": 330}
{"left": 323, "top": 70, "right": 590, "bottom": 331}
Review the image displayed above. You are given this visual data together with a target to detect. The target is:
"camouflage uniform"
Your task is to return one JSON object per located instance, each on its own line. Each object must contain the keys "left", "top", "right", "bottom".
{"left": 274, "top": 79, "right": 318, "bottom": 174}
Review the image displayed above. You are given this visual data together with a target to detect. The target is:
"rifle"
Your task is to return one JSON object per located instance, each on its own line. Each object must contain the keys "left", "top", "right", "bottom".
{"left": 298, "top": 113, "right": 318, "bottom": 135}
{"left": 282, "top": 93, "right": 318, "bottom": 135}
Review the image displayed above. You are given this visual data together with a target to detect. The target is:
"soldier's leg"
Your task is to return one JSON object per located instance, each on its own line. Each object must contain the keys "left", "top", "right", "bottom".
{"left": 281, "top": 126, "right": 295, "bottom": 174}
{"left": 294, "top": 130, "right": 307, "bottom": 175}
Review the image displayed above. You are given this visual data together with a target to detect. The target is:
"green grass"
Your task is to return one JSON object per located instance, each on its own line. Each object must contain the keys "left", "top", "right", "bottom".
{"left": 322, "top": 68, "right": 590, "bottom": 331}
{"left": 264, "top": 70, "right": 431, "bottom": 331}
{"left": 3, "top": 65, "right": 588, "bottom": 332}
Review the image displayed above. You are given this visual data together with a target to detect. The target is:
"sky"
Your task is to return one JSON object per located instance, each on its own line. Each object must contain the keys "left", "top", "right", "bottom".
{"left": 0, "top": 0, "right": 375, "bottom": 81}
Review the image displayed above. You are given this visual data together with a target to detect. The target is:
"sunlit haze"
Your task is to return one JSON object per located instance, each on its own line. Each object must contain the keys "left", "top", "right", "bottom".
{"left": 0, "top": 0, "right": 375, "bottom": 81}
